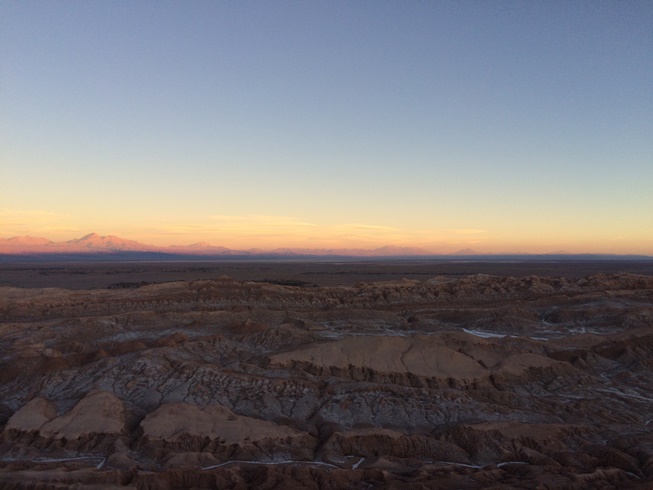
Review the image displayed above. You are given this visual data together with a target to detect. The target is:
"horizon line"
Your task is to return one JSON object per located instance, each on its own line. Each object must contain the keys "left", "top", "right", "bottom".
{"left": 1, "top": 232, "right": 652, "bottom": 258}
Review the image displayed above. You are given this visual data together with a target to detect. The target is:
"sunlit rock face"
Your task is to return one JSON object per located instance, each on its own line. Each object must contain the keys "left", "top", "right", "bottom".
{"left": 1, "top": 272, "right": 653, "bottom": 488}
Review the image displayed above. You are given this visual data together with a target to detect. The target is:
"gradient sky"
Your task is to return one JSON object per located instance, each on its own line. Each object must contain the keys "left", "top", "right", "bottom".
{"left": 1, "top": 1, "right": 652, "bottom": 253}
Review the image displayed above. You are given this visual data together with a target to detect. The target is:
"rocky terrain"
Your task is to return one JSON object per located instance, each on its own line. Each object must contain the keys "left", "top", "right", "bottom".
{"left": 1, "top": 271, "right": 653, "bottom": 488}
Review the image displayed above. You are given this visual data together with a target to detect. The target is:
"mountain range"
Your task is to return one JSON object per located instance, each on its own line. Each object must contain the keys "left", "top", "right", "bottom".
{"left": 2, "top": 234, "right": 650, "bottom": 260}
{"left": 0, "top": 233, "right": 437, "bottom": 257}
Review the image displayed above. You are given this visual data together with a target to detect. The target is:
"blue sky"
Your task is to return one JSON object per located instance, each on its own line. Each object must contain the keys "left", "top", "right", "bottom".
{"left": 1, "top": 1, "right": 652, "bottom": 252}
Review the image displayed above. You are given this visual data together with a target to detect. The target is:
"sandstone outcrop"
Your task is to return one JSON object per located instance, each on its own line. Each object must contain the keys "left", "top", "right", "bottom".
{"left": 140, "top": 402, "right": 316, "bottom": 462}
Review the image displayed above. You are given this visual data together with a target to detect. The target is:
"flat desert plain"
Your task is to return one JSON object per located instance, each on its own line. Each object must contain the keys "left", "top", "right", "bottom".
{"left": 1, "top": 260, "right": 653, "bottom": 489}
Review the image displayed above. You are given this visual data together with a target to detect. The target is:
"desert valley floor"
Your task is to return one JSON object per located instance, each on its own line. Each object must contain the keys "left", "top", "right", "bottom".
{"left": 1, "top": 260, "right": 653, "bottom": 489}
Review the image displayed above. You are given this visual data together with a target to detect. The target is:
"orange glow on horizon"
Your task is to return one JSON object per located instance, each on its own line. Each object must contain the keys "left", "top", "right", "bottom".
{"left": 1, "top": 209, "right": 651, "bottom": 255}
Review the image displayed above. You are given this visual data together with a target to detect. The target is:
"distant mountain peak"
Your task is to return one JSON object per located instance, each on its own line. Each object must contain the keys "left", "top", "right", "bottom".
{"left": 452, "top": 248, "right": 479, "bottom": 255}
{"left": 3, "top": 235, "right": 54, "bottom": 245}
{"left": 370, "top": 245, "right": 433, "bottom": 256}
{"left": 23, "top": 233, "right": 158, "bottom": 253}
{"left": 189, "top": 242, "right": 213, "bottom": 247}
{"left": 167, "top": 242, "right": 233, "bottom": 255}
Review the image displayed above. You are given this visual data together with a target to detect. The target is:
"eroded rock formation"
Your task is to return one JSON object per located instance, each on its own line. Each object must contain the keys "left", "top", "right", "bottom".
{"left": 1, "top": 273, "right": 652, "bottom": 488}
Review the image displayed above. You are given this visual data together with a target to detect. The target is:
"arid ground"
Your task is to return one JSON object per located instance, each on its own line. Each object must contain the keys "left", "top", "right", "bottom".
{"left": 2, "top": 259, "right": 653, "bottom": 290}
{"left": 1, "top": 260, "right": 653, "bottom": 489}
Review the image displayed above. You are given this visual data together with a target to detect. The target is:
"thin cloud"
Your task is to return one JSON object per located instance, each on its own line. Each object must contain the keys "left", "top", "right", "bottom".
{"left": 339, "top": 224, "right": 399, "bottom": 231}
{"left": 135, "top": 215, "right": 413, "bottom": 248}
{"left": 450, "top": 229, "right": 487, "bottom": 235}
{"left": 0, "top": 209, "right": 498, "bottom": 252}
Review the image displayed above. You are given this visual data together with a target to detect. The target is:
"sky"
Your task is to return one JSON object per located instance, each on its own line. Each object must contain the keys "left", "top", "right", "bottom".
{"left": 1, "top": 1, "right": 652, "bottom": 254}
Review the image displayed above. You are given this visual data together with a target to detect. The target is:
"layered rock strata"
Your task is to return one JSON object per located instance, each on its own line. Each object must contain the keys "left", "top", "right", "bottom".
{"left": 0, "top": 273, "right": 652, "bottom": 488}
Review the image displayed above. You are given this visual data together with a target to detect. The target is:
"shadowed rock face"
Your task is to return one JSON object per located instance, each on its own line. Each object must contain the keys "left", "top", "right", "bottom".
{"left": 1, "top": 272, "right": 653, "bottom": 488}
